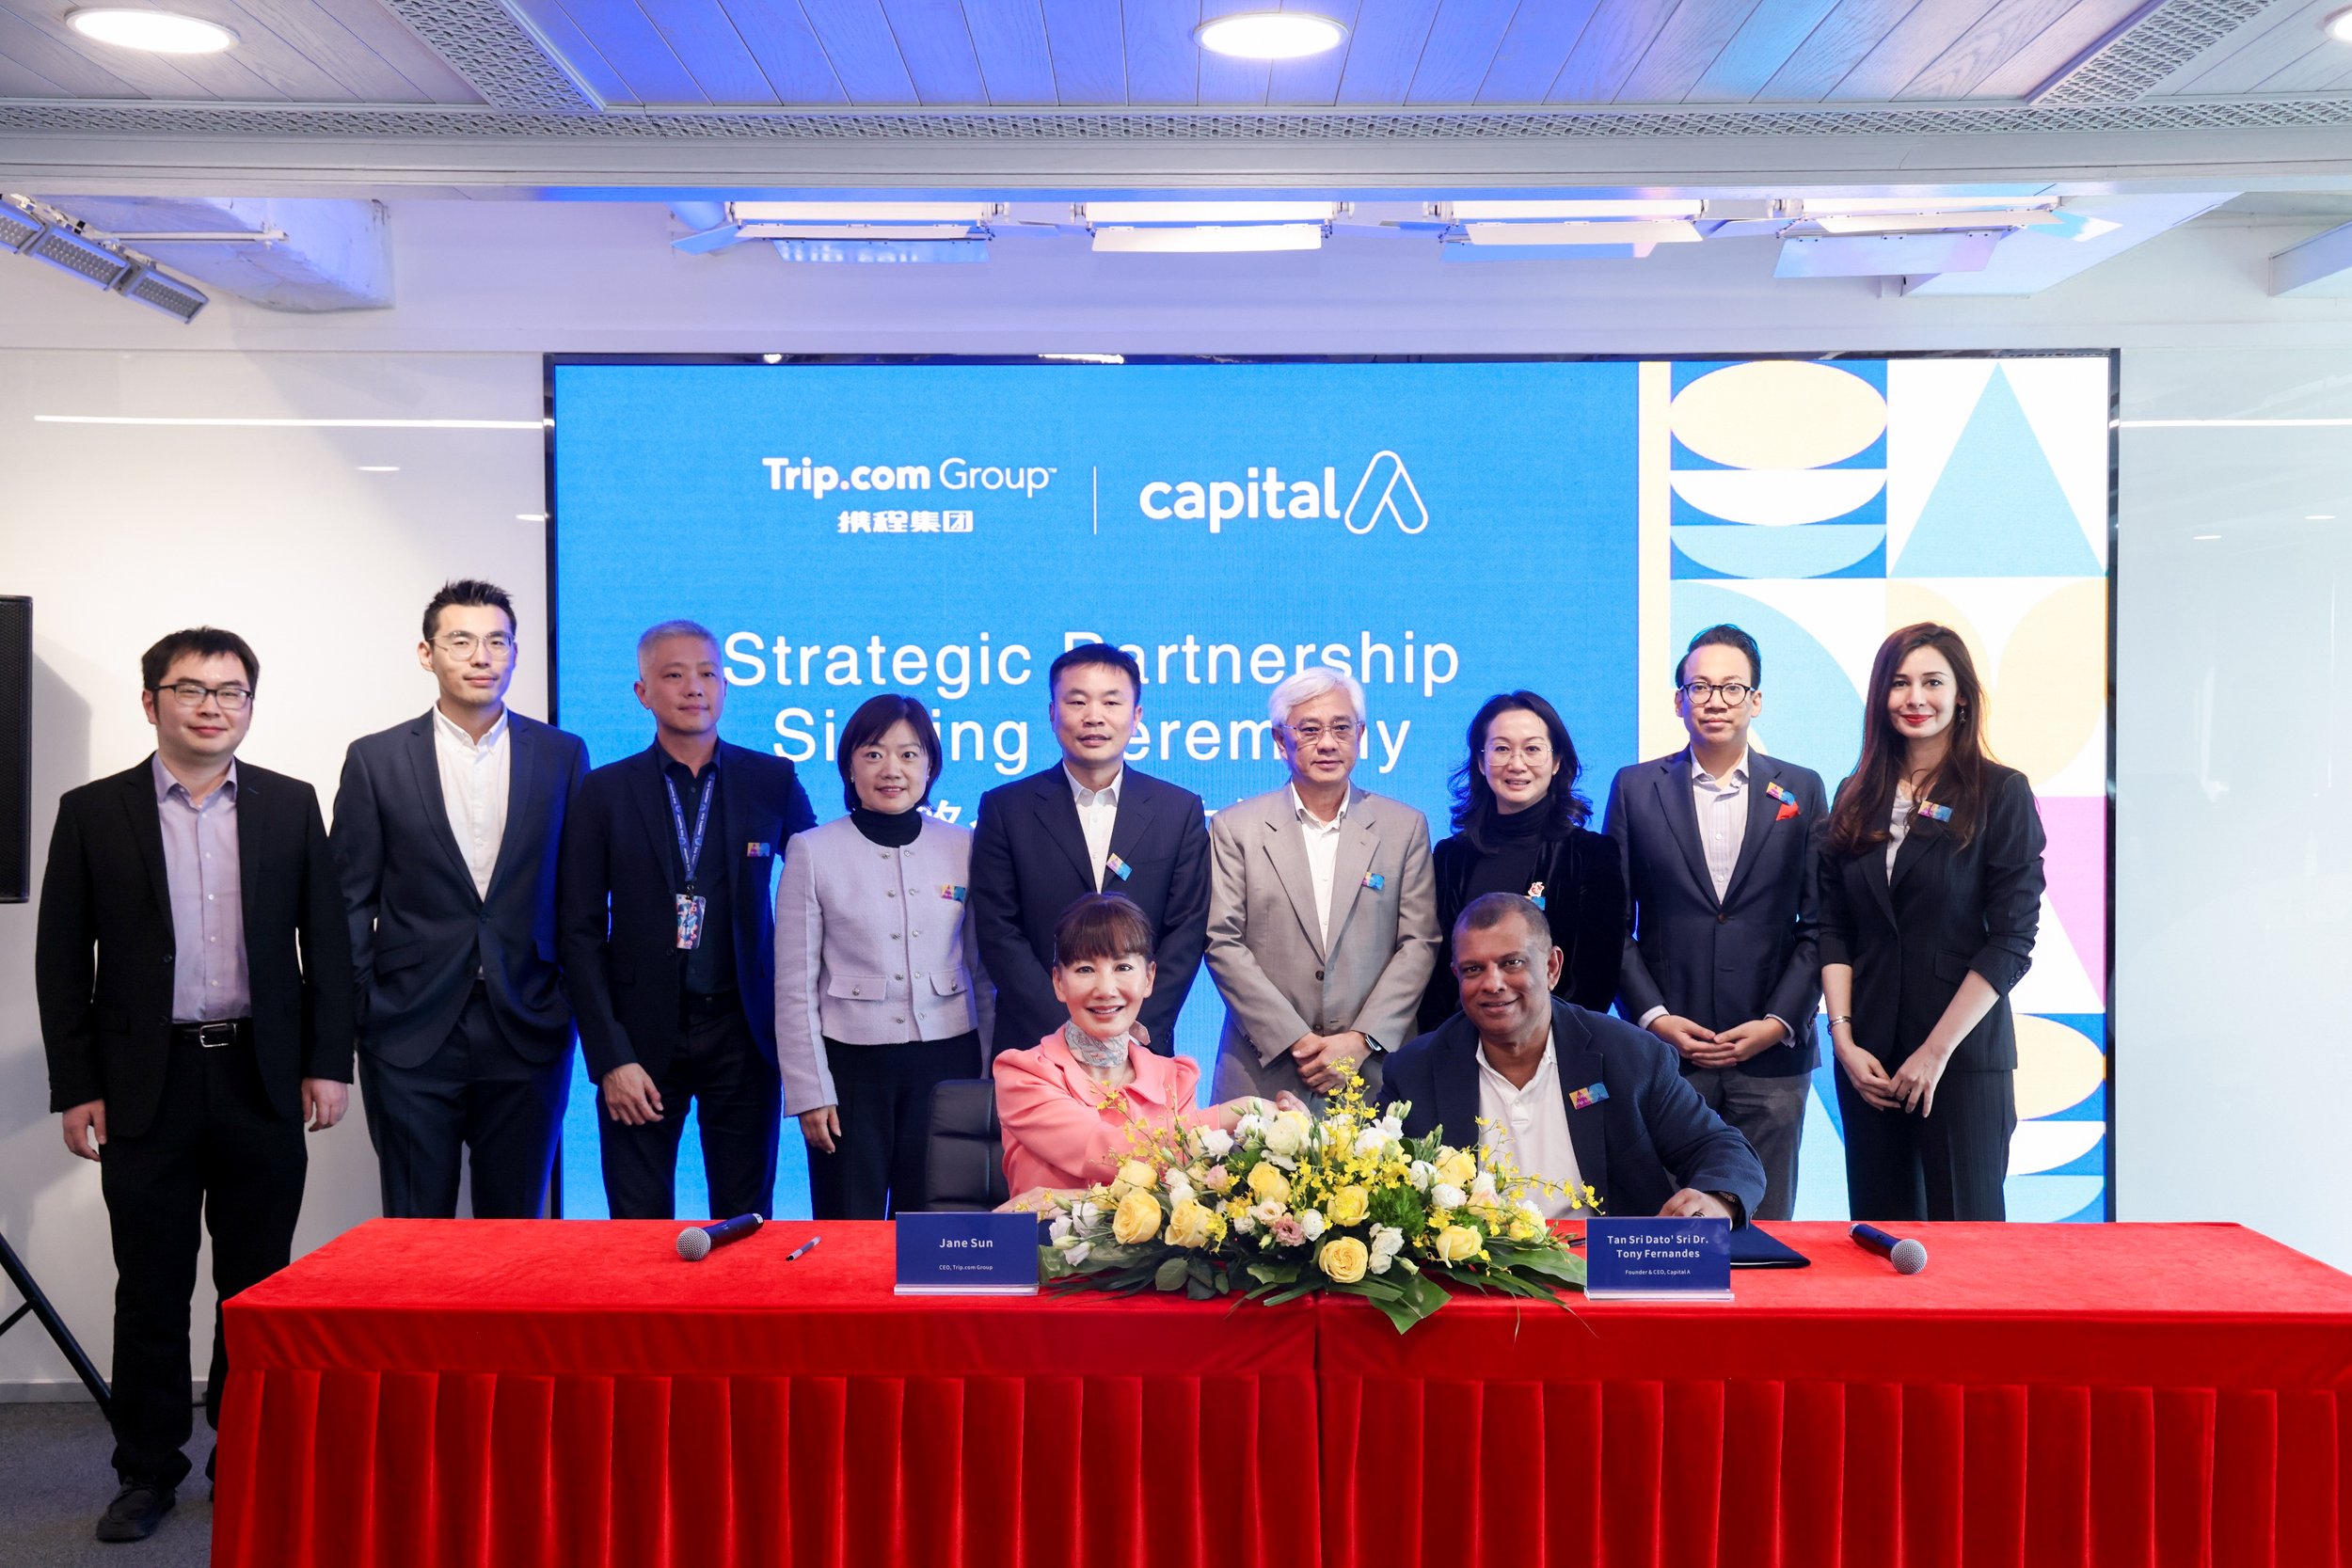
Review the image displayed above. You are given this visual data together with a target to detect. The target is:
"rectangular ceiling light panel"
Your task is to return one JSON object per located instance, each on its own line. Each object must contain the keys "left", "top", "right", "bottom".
{"left": 1082, "top": 201, "right": 1340, "bottom": 225}
{"left": 1090, "top": 224, "right": 1325, "bottom": 253}
{"left": 1775, "top": 230, "right": 2003, "bottom": 277}
{"left": 1462, "top": 219, "right": 1703, "bottom": 247}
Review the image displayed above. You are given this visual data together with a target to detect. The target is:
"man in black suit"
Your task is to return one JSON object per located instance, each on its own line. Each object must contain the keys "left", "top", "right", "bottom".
{"left": 332, "top": 580, "right": 589, "bottom": 1220}
{"left": 970, "top": 642, "right": 1210, "bottom": 1056}
{"left": 35, "top": 627, "right": 354, "bottom": 1543}
{"left": 558, "top": 619, "right": 815, "bottom": 1220}
{"left": 1600, "top": 625, "right": 1826, "bottom": 1220}
{"left": 1385, "top": 895, "right": 1764, "bottom": 1225}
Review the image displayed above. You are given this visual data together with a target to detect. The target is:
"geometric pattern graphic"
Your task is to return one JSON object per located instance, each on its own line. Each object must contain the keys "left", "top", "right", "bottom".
{"left": 1645, "top": 355, "right": 2113, "bottom": 1223}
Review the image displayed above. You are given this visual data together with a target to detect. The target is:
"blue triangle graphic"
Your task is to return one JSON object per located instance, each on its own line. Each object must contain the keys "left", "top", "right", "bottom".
{"left": 1894, "top": 368, "right": 2099, "bottom": 578}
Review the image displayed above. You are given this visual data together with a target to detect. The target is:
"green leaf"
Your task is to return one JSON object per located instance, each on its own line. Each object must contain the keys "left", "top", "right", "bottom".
{"left": 1186, "top": 1258, "right": 1215, "bottom": 1290}
{"left": 1185, "top": 1276, "right": 1215, "bottom": 1301}
{"left": 1152, "top": 1256, "right": 1190, "bottom": 1292}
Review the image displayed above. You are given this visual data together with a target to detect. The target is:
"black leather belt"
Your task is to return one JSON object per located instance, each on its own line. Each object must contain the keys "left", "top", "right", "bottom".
{"left": 682, "top": 989, "right": 739, "bottom": 1020}
{"left": 171, "top": 1019, "right": 252, "bottom": 1049}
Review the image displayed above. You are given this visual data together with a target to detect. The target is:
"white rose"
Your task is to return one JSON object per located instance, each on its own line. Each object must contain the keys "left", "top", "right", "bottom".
{"left": 1470, "top": 1172, "right": 1498, "bottom": 1203}
{"left": 1235, "top": 1114, "right": 1265, "bottom": 1141}
{"left": 1300, "top": 1212, "right": 1327, "bottom": 1241}
{"left": 1049, "top": 1216, "right": 1073, "bottom": 1245}
{"left": 1199, "top": 1128, "right": 1234, "bottom": 1160}
{"left": 1166, "top": 1180, "right": 1196, "bottom": 1210}
{"left": 1408, "top": 1161, "right": 1434, "bottom": 1193}
{"left": 1432, "top": 1183, "right": 1466, "bottom": 1212}
{"left": 1368, "top": 1251, "right": 1393, "bottom": 1275}
{"left": 1264, "top": 1111, "right": 1311, "bottom": 1158}
{"left": 1371, "top": 1226, "right": 1405, "bottom": 1258}
{"left": 1375, "top": 1115, "right": 1405, "bottom": 1139}
{"left": 1064, "top": 1242, "right": 1089, "bottom": 1266}
{"left": 1252, "top": 1199, "right": 1286, "bottom": 1227}
{"left": 1233, "top": 1212, "right": 1259, "bottom": 1235}
{"left": 1354, "top": 1128, "right": 1389, "bottom": 1160}
{"left": 1072, "top": 1201, "right": 1101, "bottom": 1231}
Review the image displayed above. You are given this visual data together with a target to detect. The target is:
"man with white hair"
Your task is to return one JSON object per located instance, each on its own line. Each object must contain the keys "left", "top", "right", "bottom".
{"left": 1205, "top": 666, "right": 1438, "bottom": 1103}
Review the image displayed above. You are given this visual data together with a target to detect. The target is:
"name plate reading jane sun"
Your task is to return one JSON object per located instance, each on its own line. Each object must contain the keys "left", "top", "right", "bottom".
{"left": 894, "top": 1212, "right": 1041, "bottom": 1296}
{"left": 1584, "top": 1217, "right": 1733, "bottom": 1302}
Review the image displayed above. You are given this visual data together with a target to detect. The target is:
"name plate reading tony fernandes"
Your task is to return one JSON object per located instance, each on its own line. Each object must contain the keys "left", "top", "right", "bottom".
{"left": 893, "top": 1212, "right": 1041, "bottom": 1296}
{"left": 1584, "top": 1217, "right": 1733, "bottom": 1302}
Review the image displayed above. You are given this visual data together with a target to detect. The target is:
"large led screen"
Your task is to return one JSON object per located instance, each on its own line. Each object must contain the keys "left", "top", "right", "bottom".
{"left": 550, "top": 355, "right": 2112, "bottom": 1224}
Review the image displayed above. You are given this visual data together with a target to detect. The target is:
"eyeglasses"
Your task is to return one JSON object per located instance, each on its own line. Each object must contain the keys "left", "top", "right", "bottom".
{"left": 1286, "top": 721, "right": 1359, "bottom": 746}
{"left": 1484, "top": 740, "right": 1552, "bottom": 765}
{"left": 1679, "top": 681, "right": 1755, "bottom": 706}
{"left": 435, "top": 633, "right": 514, "bottom": 658}
{"left": 152, "top": 681, "right": 252, "bottom": 712}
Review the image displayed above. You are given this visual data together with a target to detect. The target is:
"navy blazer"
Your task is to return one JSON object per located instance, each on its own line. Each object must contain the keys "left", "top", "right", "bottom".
{"left": 35, "top": 757, "right": 355, "bottom": 1139}
{"left": 332, "top": 710, "right": 589, "bottom": 1069}
{"left": 1818, "top": 764, "right": 2045, "bottom": 1074}
{"left": 1383, "top": 999, "right": 1767, "bottom": 1225}
{"left": 557, "top": 739, "right": 816, "bottom": 1082}
{"left": 1602, "top": 749, "right": 1827, "bottom": 1077}
{"left": 969, "top": 765, "right": 1210, "bottom": 1056}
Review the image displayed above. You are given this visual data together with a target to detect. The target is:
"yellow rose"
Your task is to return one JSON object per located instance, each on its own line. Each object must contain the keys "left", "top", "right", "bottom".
{"left": 1326, "top": 1184, "right": 1371, "bottom": 1227}
{"left": 1317, "top": 1236, "right": 1370, "bottom": 1284}
{"left": 1114, "top": 1160, "right": 1157, "bottom": 1196}
{"left": 1247, "top": 1163, "right": 1292, "bottom": 1206}
{"left": 1435, "top": 1149, "right": 1477, "bottom": 1190}
{"left": 1435, "top": 1225, "right": 1482, "bottom": 1264}
{"left": 1111, "top": 1191, "right": 1164, "bottom": 1245}
{"left": 1166, "top": 1199, "right": 1216, "bottom": 1250}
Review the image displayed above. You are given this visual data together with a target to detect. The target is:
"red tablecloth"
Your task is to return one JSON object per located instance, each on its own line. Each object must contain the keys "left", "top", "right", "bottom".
{"left": 215, "top": 1221, "right": 2352, "bottom": 1568}
{"left": 1321, "top": 1223, "right": 2352, "bottom": 1568}
{"left": 213, "top": 1220, "right": 1321, "bottom": 1568}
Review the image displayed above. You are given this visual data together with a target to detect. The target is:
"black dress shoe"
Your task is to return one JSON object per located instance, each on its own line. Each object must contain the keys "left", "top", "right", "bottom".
{"left": 96, "top": 1481, "right": 176, "bottom": 1543}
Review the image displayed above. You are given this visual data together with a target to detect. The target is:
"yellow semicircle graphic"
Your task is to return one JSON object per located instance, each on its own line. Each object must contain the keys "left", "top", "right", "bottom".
{"left": 2014, "top": 1014, "right": 2106, "bottom": 1119}
{"left": 1671, "top": 362, "right": 1887, "bottom": 470}
{"left": 1994, "top": 579, "right": 2107, "bottom": 786}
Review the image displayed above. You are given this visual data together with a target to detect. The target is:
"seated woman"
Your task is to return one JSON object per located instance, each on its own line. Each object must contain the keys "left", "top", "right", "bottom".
{"left": 995, "top": 892, "right": 1296, "bottom": 1209}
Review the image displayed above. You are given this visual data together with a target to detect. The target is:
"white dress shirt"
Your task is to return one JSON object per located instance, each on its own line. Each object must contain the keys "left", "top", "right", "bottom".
{"left": 1886, "top": 794, "right": 1915, "bottom": 879}
{"left": 1066, "top": 764, "right": 1121, "bottom": 892}
{"left": 432, "top": 705, "right": 510, "bottom": 899}
{"left": 1477, "top": 1029, "right": 1586, "bottom": 1221}
{"left": 1289, "top": 783, "right": 1351, "bottom": 946}
{"left": 1692, "top": 749, "right": 1750, "bottom": 902}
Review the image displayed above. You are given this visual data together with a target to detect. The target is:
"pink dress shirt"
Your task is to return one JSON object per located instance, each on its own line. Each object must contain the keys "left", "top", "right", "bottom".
{"left": 995, "top": 1031, "right": 1208, "bottom": 1196}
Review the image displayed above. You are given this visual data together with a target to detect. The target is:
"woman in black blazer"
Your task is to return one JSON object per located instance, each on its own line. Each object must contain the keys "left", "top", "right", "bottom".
{"left": 1416, "top": 690, "right": 1625, "bottom": 1035}
{"left": 1819, "top": 624, "right": 2045, "bottom": 1222}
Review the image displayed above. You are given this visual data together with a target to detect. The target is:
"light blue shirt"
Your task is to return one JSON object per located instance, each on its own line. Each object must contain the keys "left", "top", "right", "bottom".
{"left": 152, "top": 753, "right": 250, "bottom": 1022}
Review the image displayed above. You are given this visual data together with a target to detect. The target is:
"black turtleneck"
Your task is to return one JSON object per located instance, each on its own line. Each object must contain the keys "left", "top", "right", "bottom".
{"left": 850, "top": 806, "right": 925, "bottom": 848}
{"left": 1463, "top": 800, "right": 1551, "bottom": 904}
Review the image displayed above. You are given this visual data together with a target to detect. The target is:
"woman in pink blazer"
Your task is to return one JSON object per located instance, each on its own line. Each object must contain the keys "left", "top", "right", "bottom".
{"left": 996, "top": 894, "right": 1293, "bottom": 1204}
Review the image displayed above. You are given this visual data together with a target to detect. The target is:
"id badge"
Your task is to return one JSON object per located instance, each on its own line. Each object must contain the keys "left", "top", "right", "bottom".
{"left": 675, "top": 893, "right": 707, "bottom": 950}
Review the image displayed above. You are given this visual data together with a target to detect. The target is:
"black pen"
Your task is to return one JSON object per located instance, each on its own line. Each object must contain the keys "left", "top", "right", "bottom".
{"left": 786, "top": 1234, "right": 821, "bottom": 1262}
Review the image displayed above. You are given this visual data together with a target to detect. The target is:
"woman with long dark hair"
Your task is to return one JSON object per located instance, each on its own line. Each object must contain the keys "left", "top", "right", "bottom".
{"left": 1819, "top": 624, "right": 2045, "bottom": 1221}
{"left": 1415, "top": 690, "right": 1625, "bottom": 1034}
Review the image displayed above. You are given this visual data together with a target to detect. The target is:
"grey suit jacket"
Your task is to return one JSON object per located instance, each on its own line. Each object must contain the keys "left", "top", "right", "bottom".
{"left": 1204, "top": 784, "right": 1438, "bottom": 1077}
{"left": 773, "top": 813, "right": 993, "bottom": 1116}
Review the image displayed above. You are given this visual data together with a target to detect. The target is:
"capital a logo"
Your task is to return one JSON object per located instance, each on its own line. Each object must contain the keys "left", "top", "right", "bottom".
{"left": 1343, "top": 451, "right": 1427, "bottom": 535}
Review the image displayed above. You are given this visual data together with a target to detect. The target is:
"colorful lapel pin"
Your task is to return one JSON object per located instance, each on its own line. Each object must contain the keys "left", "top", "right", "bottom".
{"left": 1917, "top": 800, "right": 1953, "bottom": 823}
{"left": 1105, "top": 853, "right": 1133, "bottom": 880}
{"left": 1527, "top": 880, "right": 1547, "bottom": 911}
{"left": 940, "top": 884, "right": 967, "bottom": 902}
{"left": 1570, "top": 1082, "right": 1610, "bottom": 1110}
{"left": 1361, "top": 871, "right": 1385, "bottom": 892}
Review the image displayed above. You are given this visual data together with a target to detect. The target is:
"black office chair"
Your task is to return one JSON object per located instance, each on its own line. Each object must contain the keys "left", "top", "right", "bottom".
{"left": 919, "top": 1079, "right": 1009, "bottom": 1212}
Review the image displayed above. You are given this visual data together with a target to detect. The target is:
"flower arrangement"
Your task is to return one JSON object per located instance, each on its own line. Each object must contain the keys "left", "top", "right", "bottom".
{"left": 1037, "top": 1068, "right": 1592, "bottom": 1331}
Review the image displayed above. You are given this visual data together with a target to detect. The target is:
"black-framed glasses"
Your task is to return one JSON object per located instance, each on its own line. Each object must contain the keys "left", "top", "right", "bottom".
{"left": 1679, "top": 681, "right": 1755, "bottom": 706}
{"left": 435, "top": 632, "right": 515, "bottom": 658}
{"left": 152, "top": 681, "right": 252, "bottom": 711}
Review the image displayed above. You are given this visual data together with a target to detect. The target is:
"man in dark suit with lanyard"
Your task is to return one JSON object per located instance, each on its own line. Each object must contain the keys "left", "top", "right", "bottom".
{"left": 35, "top": 626, "right": 354, "bottom": 1542}
{"left": 332, "top": 580, "right": 590, "bottom": 1219}
{"left": 1601, "top": 625, "right": 1827, "bottom": 1220}
{"left": 970, "top": 641, "right": 1211, "bottom": 1057}
{"left": 559, "top": 619, "right": 816, "bottom": 1220}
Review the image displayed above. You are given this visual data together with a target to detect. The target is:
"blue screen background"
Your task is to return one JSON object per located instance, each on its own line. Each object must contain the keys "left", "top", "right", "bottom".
{"left": 550, "top": 359, "right": 1642, "bottom": 1218}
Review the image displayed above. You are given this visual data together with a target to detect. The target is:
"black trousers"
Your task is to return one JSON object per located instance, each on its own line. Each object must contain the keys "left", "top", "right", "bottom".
{"left": 359, "top": 989, "right": 571, "bottom": 1220}
{"left": 1836, "top": 1063, "right": 2016, "bottom": 1222}
{"left": 806, "top": 1032, "right": 982, "bottom": 1220}
{"left": 99, "top": 1035, "right": 307, "bottom": 1486}
{"left": 597, "top": 1002, "right": 780, "bottom": 1221}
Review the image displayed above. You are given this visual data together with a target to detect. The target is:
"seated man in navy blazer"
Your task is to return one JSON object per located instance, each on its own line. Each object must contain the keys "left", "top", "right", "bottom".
{"left": 1384, "top": 894, "right": 1765, "bottom": 1226}
{"left": 971, "top": 642, "right": 1210, "bottom": 1057}
{"left": 558, "top": 619, "right": 816, "bottom": 1220}
{"left": 1600, "top": 624, "right": 1826, "bottom": 1220}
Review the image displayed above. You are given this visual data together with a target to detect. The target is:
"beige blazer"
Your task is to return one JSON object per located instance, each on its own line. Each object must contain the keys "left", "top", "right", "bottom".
{"left": 1204, "top": 784, "right": 1438, "bottom": 1090}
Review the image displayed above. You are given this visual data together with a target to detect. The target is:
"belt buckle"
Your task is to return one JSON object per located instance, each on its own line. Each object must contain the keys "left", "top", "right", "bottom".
{"left": 194, "top": 1022, "right": 235, "bottom": 1048}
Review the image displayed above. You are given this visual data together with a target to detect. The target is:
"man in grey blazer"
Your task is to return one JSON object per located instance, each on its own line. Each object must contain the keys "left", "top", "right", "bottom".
{"left": 332, "top": 580, "right": 589, "bottom": 1219}
{"left": 1206, "top": 667, "right": 1438, "bottom": 1104}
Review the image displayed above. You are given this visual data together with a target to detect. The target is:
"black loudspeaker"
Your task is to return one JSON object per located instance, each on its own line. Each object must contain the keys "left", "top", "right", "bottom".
{"left": 0, "top": 596, "right": 26, "bottom": 903}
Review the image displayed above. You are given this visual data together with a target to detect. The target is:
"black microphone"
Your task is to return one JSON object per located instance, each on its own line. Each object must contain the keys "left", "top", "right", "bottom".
{"left": 676, "top": 1212, "right": 764, "bottom": 1261}
{"left": 1850, "top": 1223, "right": 1928, "bottom": 1275}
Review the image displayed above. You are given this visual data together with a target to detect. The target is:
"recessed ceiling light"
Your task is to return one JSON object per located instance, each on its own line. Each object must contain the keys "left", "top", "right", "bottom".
{"left": 67, "top": 8, "right": 239, "bottom": 54}
{"left": 2327, "top": 6, "right": 2352, "bottom": 42}
{"left": 2308, "top": 514, "right": 2336, "bottom": 520}
{"left": 1195, "top": 12, "right": 1346, "bottom": 59}
{"left": 2193, "top": 533, "right": 2220, "bottom": 541}
{"left": 358, "top": 465, "right": 398, "bottom": 472}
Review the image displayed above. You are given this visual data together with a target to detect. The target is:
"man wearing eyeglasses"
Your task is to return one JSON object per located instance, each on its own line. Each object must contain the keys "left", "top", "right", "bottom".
{"left": 1600, "top": 624, "right": 1827, "bottom": 1221}
{"left": 1205, "top": 665, "right": 1438, "bottom": 1104}
{"left": 331, "top": 580, "right": 589, "bottom": 1222}
{"left": 34, "top": 627, "right": 354, "bottom": 1542}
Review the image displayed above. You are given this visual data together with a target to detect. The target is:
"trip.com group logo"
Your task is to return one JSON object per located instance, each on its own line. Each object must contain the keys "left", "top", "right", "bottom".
{"left": 1343, "top": 451, "right": 1427, "bottom": 535}
{"left": 1136, "top": 451, "right": 1429, "bottom": 534}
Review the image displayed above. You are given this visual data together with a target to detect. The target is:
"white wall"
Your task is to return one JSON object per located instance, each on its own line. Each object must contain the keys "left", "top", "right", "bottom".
{"left": 3, "top": 197, "right": 2349, "bottom": 1393}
